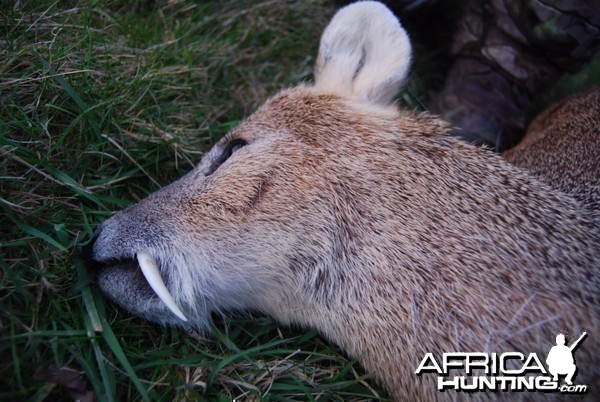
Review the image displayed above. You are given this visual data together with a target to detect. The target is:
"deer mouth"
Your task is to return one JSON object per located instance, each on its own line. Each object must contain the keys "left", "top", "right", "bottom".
{"left": 89, "top": 248, "right": 188, "bottom": 323}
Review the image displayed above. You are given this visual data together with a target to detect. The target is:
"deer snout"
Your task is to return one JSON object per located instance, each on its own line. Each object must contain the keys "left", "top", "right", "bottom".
{"left": 85, "top": 207, "right": 190, "bottom": 324}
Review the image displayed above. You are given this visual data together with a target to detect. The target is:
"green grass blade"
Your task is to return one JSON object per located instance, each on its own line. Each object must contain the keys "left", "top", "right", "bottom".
{"left": 17, "top": 223, "right": 68, "bottom": 252}
{"left": 85, "top": 315, "right": 116, "bottom": 402}
{"left": 32, "top": 49, "right": 102, "bottom": 137}
{"left": 82, "top": 286, "right": 103, "bottom": 333}
{"left": 98, "top": 310, "right": 151, "bottom": 401}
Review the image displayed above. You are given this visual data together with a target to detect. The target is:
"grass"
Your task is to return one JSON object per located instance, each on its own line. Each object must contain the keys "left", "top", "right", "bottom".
{"left": 1, "top": 1, "right": 598, "bottom": 401}
{"left": 1, "top": 0, "right": 390, "bottom": 400}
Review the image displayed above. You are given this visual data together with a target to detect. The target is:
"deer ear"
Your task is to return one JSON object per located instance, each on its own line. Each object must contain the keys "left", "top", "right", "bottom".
{"left": 314, "top": 1, "right": 412, "bottom": 106}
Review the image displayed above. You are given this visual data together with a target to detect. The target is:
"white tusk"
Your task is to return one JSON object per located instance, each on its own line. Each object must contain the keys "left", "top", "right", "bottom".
{"left": 137, "top": 251, "right": 188, "bottom": 322}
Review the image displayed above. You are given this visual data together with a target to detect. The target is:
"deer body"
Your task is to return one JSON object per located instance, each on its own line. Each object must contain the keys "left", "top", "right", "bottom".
{"left": 89, "top": 2, "right": 600, "bottom": 400}
{"left": 505, "top": 89, "right": 600, "bottom": 223}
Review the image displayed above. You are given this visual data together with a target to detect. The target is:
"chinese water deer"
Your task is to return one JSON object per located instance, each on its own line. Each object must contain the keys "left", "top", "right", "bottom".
{"left": 88, "top": 1, "right": 599, "bottom": 400}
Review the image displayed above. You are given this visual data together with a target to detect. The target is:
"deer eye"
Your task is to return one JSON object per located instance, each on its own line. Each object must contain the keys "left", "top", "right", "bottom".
{"left": 223, "top": 139, "right": 247, "bottom": 160}
{"left": 206, "top": 139, "right": 247, "bottom": 176}
{"left": 229, "top": 140, "right": 245, "bottom": 155}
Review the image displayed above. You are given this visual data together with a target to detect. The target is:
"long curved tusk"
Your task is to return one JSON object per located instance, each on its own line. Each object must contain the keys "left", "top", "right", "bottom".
{"left": 137, "top": 251, "right": 188, "bottom": 322}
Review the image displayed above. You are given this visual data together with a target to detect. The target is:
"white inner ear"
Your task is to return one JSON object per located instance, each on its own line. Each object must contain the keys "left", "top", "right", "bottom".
{"left": 314, "top": 1, "right": 412, "bottom": 106}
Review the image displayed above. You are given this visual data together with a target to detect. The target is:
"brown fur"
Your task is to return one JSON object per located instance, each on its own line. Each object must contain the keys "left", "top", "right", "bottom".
{"left": 90, "top": 3, "right": 600, "bottom": 400}
{"left": 236, "top": 89, "right": 600, "bottom": 400}
{"left": 504, "top": 88, "right": 600, "bottom": 223}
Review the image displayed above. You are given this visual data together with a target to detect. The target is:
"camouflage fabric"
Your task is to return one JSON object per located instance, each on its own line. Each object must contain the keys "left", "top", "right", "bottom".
{"left": 430, "top": 0, "right": 600, "bottom": 151}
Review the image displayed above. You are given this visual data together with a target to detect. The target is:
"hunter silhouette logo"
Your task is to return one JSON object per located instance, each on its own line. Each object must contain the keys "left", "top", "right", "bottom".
{"left": 415, "top": 332, "right": 590, "bottom": 394}
{"left": 546, "top": 332, "right": 587, "bottom": 385}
